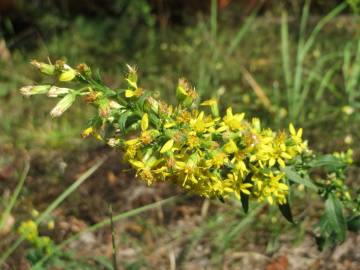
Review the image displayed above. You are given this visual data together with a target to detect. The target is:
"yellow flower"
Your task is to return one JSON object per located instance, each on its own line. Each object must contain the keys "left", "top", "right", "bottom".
{"left": 125, "top": 88, "right": 143, "bottom": 98}
{"left": 206, "top": 151, "right": 228, "bottom": 169}
{"left": 289, "top": 123, "right": 303, "bottom": 142}
{"left": 18, "top": 220, "right": 38, "bottom": 242}
{"left": 175, "top": 159, "right": 199, "bottom": 186}
{"left": 225, "top": 173, "right": 253, "bottom": 200}
{"left": 187, "top": 132, "right": 201, "bottom": 149}
{"left": 259, "top": 172, "right": 288, "bottom": 204}
{"left": 223, "top": 107, "right": 245, "bottom": 130}
{"left": 224, "top": 140, "right": 238, "bottom": 154}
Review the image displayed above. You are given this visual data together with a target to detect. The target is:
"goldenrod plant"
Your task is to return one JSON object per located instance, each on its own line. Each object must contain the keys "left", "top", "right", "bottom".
{"left": 20, "top": 60, "right": 359, "bottom": 249}
{"left": 17, "top": 219, "right": 55, "bottom": 263}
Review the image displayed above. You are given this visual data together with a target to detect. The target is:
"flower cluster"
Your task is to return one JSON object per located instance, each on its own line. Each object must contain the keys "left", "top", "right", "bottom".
{"left": 18, "top": 220, "right": 54, "bottom": 255}
{"left": 20, "top": 60, "right": 310, "bottom": 206}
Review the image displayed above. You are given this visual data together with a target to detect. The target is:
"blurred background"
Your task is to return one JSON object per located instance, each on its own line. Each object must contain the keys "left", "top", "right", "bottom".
{"left": 0, "top": 0, "right": 359, "bottom": 269}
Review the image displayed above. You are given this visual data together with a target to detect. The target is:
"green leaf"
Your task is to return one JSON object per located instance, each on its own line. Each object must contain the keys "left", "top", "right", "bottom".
{"left": 148, "top": 111, "right": 160, "bottom": 129}
{"left": 308, "top": 155, "right": 345, "bottom": 171}
{"left": 218, "top": 195, "right": 225, "bottom": 203}
{"left": 347, "top": 216, "right": 360, "bottom": 232}
{"left": 118, "top": 111, "right": 132, "bottom": 133}
{"left": 283, "top": 167, "right": 318, "bottom": 191}
{"left": 325, "top": 193, "right": 346, "bottom": 243}
{"left": 278, "top": 200, "right": 294, "bottom": 223}
{"left": 315, "top": 236, "right": 326, "bottom": 251}
{"left": 241, "top": 194, "right": 249, "bottom": 214}
{"left": 241, "top": 173, "right": 252, "bottom": 213}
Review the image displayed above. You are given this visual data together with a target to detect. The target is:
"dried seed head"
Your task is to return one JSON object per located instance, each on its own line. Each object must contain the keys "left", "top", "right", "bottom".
{"left": 76, "top": 63, "right": 91, "bottom": 76}
{"left": 30, "top": 60, "right": 55, "bottom": 75}
{"left": 50, "top": 93, "right": 76, "bottom": 117}
{"left": 109, "top": 100, "right": 121, "bottom": 109}
{"left": 20, "top": 85, "right": 51, "bottom": 96}
{"left": 47, "top": 86, "right": 71, "bottom": 97}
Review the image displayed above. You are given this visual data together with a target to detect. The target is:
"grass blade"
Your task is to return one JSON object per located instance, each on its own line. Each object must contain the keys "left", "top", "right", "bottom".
{"left": 31, "top": 196, "right": 179, "bottom": 269}
{"left": 303, "top": 3, "right": 347, "bottom": 56}
{"left": 227, "top": 10, "right": 257, "bottom": 56}
{"left": 109, "top": 205, "right": 118, "bottom": 270}
{"left": 211, "top": 0, "right": 218, "bottom": 40}
{"left": 0, "top": 160, "right": 30, "bottom": 231}
{"left": 281, "top": 10, "right": 292, "bottom": 99}
{"left": 0, "top": 157, "right": 106, "bottom": 267}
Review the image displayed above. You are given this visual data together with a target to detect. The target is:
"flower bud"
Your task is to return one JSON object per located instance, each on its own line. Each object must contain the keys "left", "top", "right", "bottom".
{"left": 19, "top": 85, "right": 51, "bottom": 96}
{"left": 146, "top": 96, "right": 159, "bottom": 114}
{"left": 201, "top": 98, "right": 219, "bottom": 117}
{"left": 31, "top": 60, "right": 55, "bottom": 75}
{"left": 109, "top": 100, "right": 121, "bottom": 109}
{"left": 47, "top": 86, "right": 72, "bottom": 97}
{"left": 59, "top": 69, "right": 77, "bottom": 81}
{"left": 50, "top": 93, "right": 76, "bottom": 117}
{"left": 176, "top": 78, "right": 197, "bottom": 107}
{"left": 126, "top": 64, "right": 138, "bottom": 88}
{"left": 76, "top": 63, "right": 92, "bottom": 76}
{"left": 98, "top": 99, "right": 110, "bottom": 118}
{"left": 342, "top": 105, "right": 354, "bottom": 115}
{"left": 141, "top": 113, "right": 149, "bottom": 131}
{"left": 47, "top": 220, "right": 55, "bottom": 230}
{"left": 160, "top": 139, "right": 174, "bottom": 153}
{"left": 176, "top": 78, "right": 188, "bottom": 101}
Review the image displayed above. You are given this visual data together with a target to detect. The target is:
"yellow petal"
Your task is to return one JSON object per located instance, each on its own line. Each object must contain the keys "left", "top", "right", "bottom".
{"left": 129, "top": 160, "right": 145, "bottom": 169}
{"left": 223, "top": 140, "right": 238, "bottom": 154}
{"left": 81, "top": 127, "right": 94, "bottom": 138}
{"left": 226, "top": 107, "right": 233, "bottom": 117}
{"left": 269, "top": 157, "right": 276, "bottom": 167}
{"left": 141, "top": 113, "right": 149, "bottom": 131}
{"left": 278, "top": 183, "right": 289, "bottom": 190}
{"left": 267, "top": 196, "right": 274, "bottom": 205}
{"left": 289, "top": 123, "right": 296, "bottom": 135}
{"left": 216, "top": 125, "right": 228, "bottom": 132}
{"left": 277, "top": 158, "right": 286, "bottom": 168}
{"left": 297, "top": 128, "right": 303, "bottom": 138}
{"left": 240, "top": 189, "right": 251, "bottom": 195}
{"left": 125, "top": 89, "right": 135, "bottom": 98}
{"left": 164, "top": 122, "right": 176, "bottom": 128}
{"left": 160, "top": 139, "right": 174, "bottom": 153}
{"left": 125, "top": 138, "right": 138, "bottom": 145}
{"left": 200, "top": 99, "right": 217, "bottom": 106}
{"left": 281, "top": 152, "right": 292, "bottom": 159}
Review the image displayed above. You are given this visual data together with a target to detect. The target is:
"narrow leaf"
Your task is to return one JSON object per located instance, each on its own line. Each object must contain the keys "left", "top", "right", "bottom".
{"left": 241, "top": 195, "right": 249, "bottom": 214}
{"left": 308, "top": 155, "right": 345, "bottom": 171}
{"left": 347, "top": 216, "right": 360, "bottom": 232}
{"left": 278, "top": 200, "right": 294, "bottom": 223}
{"left": 241, "top": 173, "right": 252, "bottom": 213}
{"left": 325, "top": 193, "right": 346, "bottom": 243}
